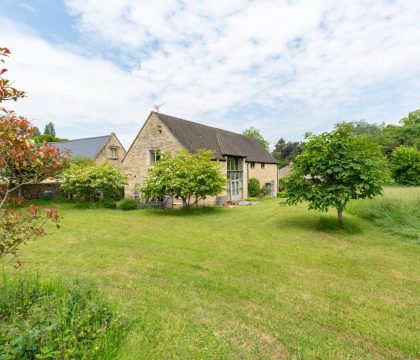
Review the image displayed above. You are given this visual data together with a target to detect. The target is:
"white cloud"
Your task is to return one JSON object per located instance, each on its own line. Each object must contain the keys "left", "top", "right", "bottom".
{"left": 2, "top": 0, "right": 420, "bottom": 148}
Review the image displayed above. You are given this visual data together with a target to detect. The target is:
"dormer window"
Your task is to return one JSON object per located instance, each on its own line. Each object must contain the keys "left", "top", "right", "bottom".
{"left": 109, "top": 146, "right": 118, "bottom": 159}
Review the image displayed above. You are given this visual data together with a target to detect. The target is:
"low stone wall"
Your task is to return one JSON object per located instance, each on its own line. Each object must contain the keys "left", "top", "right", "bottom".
{"left": 11, "top": 183, "right": 64, "bottom": 200}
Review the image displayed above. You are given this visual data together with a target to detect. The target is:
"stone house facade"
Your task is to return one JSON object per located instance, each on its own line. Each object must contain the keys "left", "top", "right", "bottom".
{"left": 52, "top": 133, "right": 126, "bottom": 165}
{"left": 122, "top": 112, "right": 278, "bottom": 205}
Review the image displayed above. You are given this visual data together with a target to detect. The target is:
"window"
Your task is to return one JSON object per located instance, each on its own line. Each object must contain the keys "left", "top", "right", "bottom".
{"left": 109, "top": 146, "right": 118, "bottom": 159}
{"left": 250, "top": 162, "right": 255, "bottom": 169}
{"left": 149, "top": 150, "right": 161, "bottom": 164}
{"left": 261, "top": 163, "right": 265, "bottom": 169}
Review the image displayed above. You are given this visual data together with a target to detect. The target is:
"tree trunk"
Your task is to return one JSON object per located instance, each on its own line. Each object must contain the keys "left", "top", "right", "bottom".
{"left": 337, "top": 208, "right": 344, "bottom": 227}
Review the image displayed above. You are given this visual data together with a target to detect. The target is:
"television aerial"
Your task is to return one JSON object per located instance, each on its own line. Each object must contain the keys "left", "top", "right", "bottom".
{"left": 154, "top": 103, "right": 165, "bottom": 113}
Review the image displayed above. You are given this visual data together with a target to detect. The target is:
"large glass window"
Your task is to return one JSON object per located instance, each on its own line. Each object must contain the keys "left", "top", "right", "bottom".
{"left": 227, "top": 156, "right": 243, "bottom": 200}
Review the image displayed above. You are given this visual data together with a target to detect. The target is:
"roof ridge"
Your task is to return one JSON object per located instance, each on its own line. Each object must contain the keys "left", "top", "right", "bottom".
{"left": 155, "top": 111, "right": 258, "bottom": 141}
{"left": 52, "top": 134, "right": 111, "bottom": 143}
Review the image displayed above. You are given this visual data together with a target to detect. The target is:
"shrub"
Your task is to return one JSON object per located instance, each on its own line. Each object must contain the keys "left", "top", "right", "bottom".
{"left": 119, "top": 198, "right": 138, "bottom": 211}
{"left": 0, "top": 275, "right": 126, "bottom": 359}
{"left": 278, "top": 177, "right": 286, "bottom": 192}
{"left": 259, "top": 185, "right": 269, "bottom": 197}
{"left": 62, "top": 162, "right": 127, "bottom": 202}
{"left": 245, "top": 197, "right": 259, "bottom": 202}
{"left": 248, "top": 178, "right": 261, "bottom": 197}
{"left": 277, "top": 191, "right": 287, "bottom": 198}
{"left": 101, "top": 199, "right": 117, "bottom": 209}
{"left": 391, "top": 146, "right": 420, "bottom": 186}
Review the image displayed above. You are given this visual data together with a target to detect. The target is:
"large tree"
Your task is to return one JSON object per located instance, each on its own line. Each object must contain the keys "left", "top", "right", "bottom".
{"left": 335, "top": 119, "right": 384, "bottom": 138}
{"left": 139, "top": 150, "right": 226, "bottom": 208}
{"left": 285, "top": 125, "right": 387, "bottom": 226}
{"left": 272, "top": 138, "right": 303, "bottom": 167}
{"left": 242, "top": 126, "right": 270, "bottom": 150}
{"left": 0, "top": 47, "right": 67, "bottom": 266}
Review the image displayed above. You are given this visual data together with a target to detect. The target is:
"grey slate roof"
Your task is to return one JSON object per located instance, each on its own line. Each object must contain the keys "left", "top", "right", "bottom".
{"left": 155, "top": 112, "right": 278, "bottom": 164}
{"left": 51, "top": 135, "right": 110, "bottom": 159}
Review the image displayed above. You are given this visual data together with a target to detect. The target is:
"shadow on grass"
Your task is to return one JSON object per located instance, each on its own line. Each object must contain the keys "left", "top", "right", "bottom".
{"left": 147, "top": 206, "right": 225, "bottom": 217}
{"left": 277, "top": 213, "right": 362, "bottom": 235}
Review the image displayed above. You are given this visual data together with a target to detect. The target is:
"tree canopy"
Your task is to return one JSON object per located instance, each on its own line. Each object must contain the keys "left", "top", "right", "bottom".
{"left": 285, "top": 125, "right": 387, "bottom": 226}
{"left": 272, "top": 138, "right": 303, "bottom": 168}
{"left": 44, "top": 121, "right": 56, "bottom": 137}
{"left": 242, "top": 126, "right": 270, "bottom": 150}
{"left": 391, "top": 146, "right": 420, "bottom": 186}
{"left": 139, "top": 150, "right": 226, "bottom": 208}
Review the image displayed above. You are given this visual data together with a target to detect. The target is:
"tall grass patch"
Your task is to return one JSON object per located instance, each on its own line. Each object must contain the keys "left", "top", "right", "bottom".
{"left": 347, "top": 186, "right": 420, "bottom": 240}
{"left": 0, "top": 275, "right": 126, "bottom": 359}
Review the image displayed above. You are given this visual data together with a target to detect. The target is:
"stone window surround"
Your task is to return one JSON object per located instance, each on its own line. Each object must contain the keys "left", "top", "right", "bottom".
{"left": 109, "top": 146, "right": 119, "bottom": 159}
{"left": 149, "top": 149, "right": 161, "bottom": 165}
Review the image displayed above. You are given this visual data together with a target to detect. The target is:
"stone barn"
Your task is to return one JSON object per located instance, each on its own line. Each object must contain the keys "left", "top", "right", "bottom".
{"left": 122, "top": 112, "right": 278, "bottom": 205}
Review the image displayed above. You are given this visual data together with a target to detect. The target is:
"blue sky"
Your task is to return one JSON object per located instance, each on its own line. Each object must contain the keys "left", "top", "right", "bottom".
{"left": 2, "top": 0, "right": 420, "bottom": 148}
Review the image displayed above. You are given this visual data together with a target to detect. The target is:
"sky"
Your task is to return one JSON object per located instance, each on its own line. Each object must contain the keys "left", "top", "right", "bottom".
{"left": 1, "top": 0, "right": 420, "bottom": 149}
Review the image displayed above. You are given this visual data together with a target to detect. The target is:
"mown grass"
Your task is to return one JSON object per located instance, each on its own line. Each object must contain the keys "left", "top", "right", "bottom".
{"left": 2, "top": 196, "right": 419, "bottom": 359}
{"left": 347, "top": 186, "right": 420, "bottom": 241}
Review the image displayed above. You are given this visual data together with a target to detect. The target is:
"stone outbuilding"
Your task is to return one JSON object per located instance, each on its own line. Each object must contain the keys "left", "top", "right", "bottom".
{"left": 17, "top": 133, "right": 126, "bottom": 200}
{"left": 52, "top": 133, "right": 126, "bottom": 166}
{"left": 122, "top": 112, "right": 278, "bottom": 205}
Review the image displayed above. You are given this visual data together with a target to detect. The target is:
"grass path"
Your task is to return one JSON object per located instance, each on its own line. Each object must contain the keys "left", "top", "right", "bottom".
{"left": 13, "top": 200, "right": 420, "bottom": 359}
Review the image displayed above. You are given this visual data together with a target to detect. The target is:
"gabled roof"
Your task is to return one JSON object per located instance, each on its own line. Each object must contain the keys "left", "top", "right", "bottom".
{"left": 51, "top": 135, "right": 111, "bottom": 159}
{"left": 155, "top": 112, "right": 278, "bottom": 164}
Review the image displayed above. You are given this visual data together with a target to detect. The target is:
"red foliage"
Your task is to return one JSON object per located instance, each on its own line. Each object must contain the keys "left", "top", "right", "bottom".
{"left": 0, "top": 109, "right": 69, "bottom": 193}
{"left": 0, "top": 47, "right": 67, "bottom": 267}
{"left": 0, "top": 47, "right": 26, "bottom": 102}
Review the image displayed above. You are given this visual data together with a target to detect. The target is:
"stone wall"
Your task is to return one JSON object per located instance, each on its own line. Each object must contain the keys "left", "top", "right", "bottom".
{"left": 95, "top": 133, "right": 126, "bottom": 168}
{"left": 122, "top": 112, "right": 184, "bottom": 197}
{"left": 10, "top": 182, "right": 63, "bottom": 200}
{"left": 246, "top": 162, "right": 278, "bottom": 196}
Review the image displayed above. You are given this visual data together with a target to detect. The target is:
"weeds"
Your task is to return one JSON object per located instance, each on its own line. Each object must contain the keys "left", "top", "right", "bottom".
{"left": 0, "top": 274, "right": 126, "bottom": 359}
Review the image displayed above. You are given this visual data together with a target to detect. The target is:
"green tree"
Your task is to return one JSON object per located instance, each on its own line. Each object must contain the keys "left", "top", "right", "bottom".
{"left": 34, "top": 133, "right": 68, "bottom": 145}
{"left": 272, "top": 138, "right": 303, "bottom": 167}
{"left": 44, "top": 121, "right": 56, "bottom": 137}
{"left": 391, "top": 146, "right": 420, "bottom": 186}
{"left": 242, "top": 126, "right": 270, "bottom": 150}
{"left": 335, "top": 120, "right": 384, "bottom": 138}
{"left": 400, "top": 109, "right": 420, "bottom": 125}
{"left": 139, "top": 150, "right": 226, "bottom": 208}
{"left": 61, "top": 162, "right": 127, "bottom": 201}
{"left": 285, "top": 125, "right": 387, "bottom": 226}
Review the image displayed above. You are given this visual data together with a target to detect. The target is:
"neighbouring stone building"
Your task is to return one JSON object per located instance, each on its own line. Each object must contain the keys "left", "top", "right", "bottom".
{"left": 122, "top": 112, "right": 278, "bottom": 205}
{"left": 52, "top": 133, "right": 126, "bottom": 165}
{"left": 17, "top": 133, "right": 126, "bottom": 200}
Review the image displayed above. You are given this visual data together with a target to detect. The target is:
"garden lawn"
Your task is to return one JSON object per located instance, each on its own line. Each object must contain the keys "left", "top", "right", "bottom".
{"left": 9, "top": 198, "right": 420, "bottom": 359}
